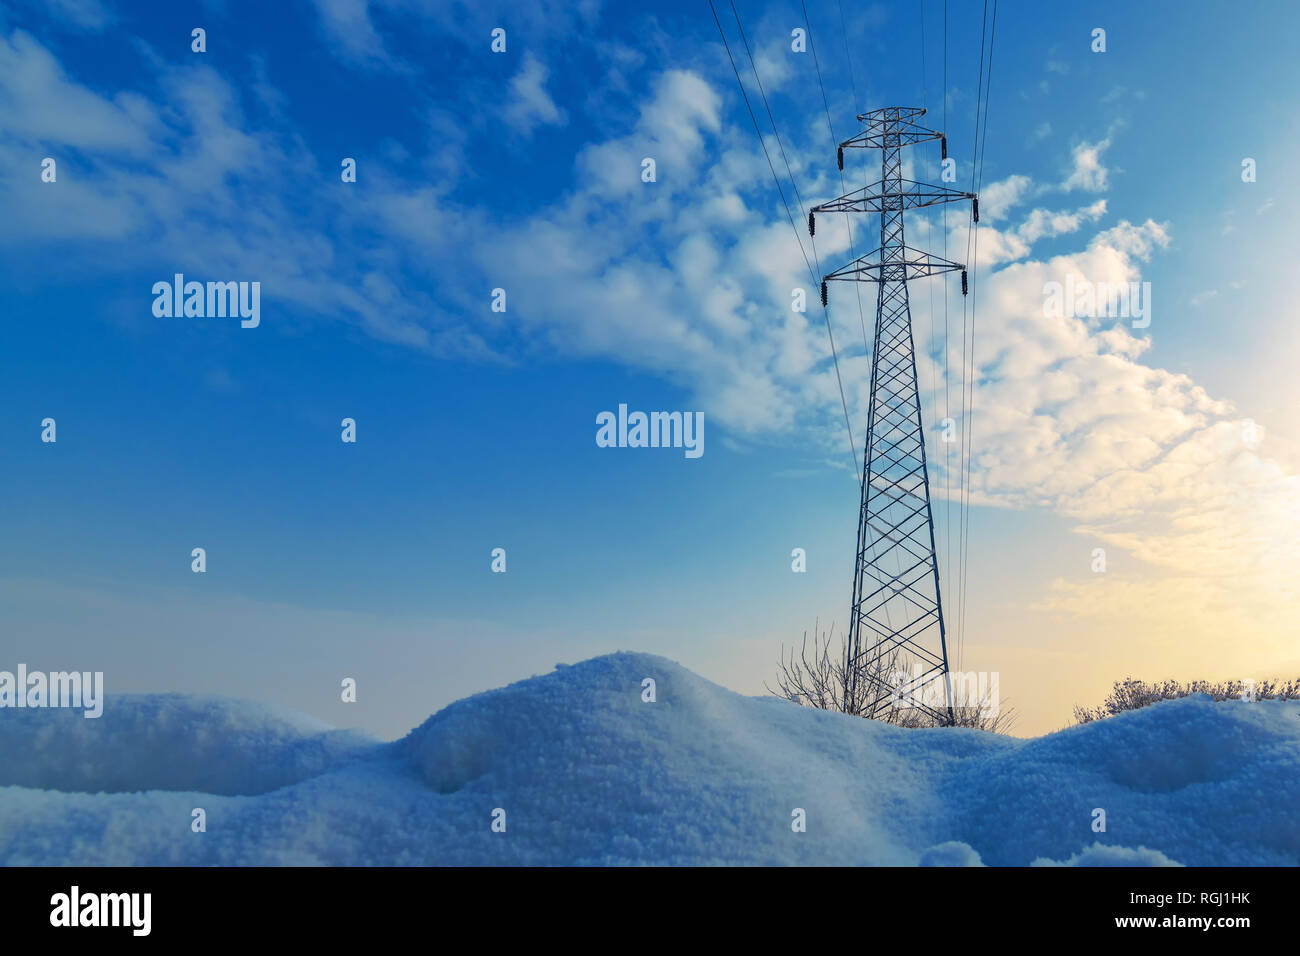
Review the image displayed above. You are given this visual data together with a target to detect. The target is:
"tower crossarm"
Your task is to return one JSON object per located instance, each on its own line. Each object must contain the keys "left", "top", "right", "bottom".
{"left": 839, "top": 121, "right": 945, "bottom": 151}
{"left": 824, "top": 247, "right": 966, "bottom": 284}
{"left": 812, "top": 180, "right": 976, "bottom": 216}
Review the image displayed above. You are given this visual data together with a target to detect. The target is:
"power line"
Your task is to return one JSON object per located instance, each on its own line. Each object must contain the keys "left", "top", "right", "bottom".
{"left": 730, "top": 1, "right": 814, "bottom": 234}
{"left": 953, "top": 0, "right": 981, "bottom": 672}
{"left": 801, "top": 0, "right": 897, "bottom": 640}
{"left": 801, "top": 0, "right": 871, "bottom": 355}
{"left": 946, "top": 0, "right": 956, "bottom": 665}
{"left": 958, "top": 0, "right": 997, "bottom": 667}
{"left": 707, "top": 0, "right": 860, "bottom": 480}
{"left": 708, "top": 0, "right": 814, "bottom": 284}
{"left": 955, "top": 0, "right": 988, "bottom": 673}
{"left": 953, "top": 0, "right": 997, "bottom": 670}
{"left": 918, "top": 0, "right": 937, "bottom": 440}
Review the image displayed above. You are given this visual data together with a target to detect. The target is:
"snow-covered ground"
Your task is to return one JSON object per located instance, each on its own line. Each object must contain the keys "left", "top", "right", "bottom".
{"left": 1, "top": 653, "right": 1296, "bottom": 865}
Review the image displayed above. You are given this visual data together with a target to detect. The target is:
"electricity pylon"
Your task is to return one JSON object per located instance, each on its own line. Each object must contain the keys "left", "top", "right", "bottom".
{"left": 808, "top": 106, "right": 977, "bottom": 725}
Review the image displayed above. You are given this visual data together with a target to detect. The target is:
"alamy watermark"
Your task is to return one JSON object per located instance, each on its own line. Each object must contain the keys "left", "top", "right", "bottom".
{"left": 889, "top": 666, "right": 1000, "bottom": 718}
{"left": 50, "top": 886, "right": 150, "bottom": 936}
{"left": 152, "top": 273, "right": 261, "bottom": 328}
{"left": 1042, "top": 274, "right": 1151, "bottom": 328}
{"left": 0, "top": 664, "right": 103, "bottom": 718}
{"left": 596, "top": 404, "right": 704, "bottom": 459}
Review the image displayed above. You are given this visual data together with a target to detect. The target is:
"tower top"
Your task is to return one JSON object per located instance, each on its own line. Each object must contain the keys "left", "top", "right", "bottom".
{"left": 856, "top": 106, "right": 927, "bottom": 123}
{"left": 840, "top": 108, "right": 945, "bottom": 152}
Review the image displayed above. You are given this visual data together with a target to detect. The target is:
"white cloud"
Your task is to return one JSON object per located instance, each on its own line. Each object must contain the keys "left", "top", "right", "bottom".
{"left": 308, "top": 0, "right": 604, "bottom": 70}
{"left": 16, "top": 0, "right": 111, "bottom": 31}
{"left": 0, "top": 30, "right": 491, "bottom": 355}
{"left": 1063, "top": 136, "right": 1112, "bottom": 191}
{"left": 945, "top": 192, "right": 1108, "bottom": 267}
{"left": 1017, "top": 199, "right": 1107, "bottom": 243}
{"left": 504, "top": 53, "right": 567, "bottom": 135}
{"left": 0, "top": 31, "right": 157, "bottom": 152}
{"left": 312, "top": 0, "right": 393, "bottom": 66}
{"left": 978, "top": 174, "right": 1032, "bottom": 220}
{"left": 576, "top": 69, "right": 721, "bottom": 197}
{"left": 945, "top": 217, "right": 1300, "bottom": 616}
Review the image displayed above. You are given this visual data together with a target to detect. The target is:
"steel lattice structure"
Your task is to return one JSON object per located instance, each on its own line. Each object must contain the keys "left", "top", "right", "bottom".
{"left": 809, "top": 107, "right": 977, "bottom": 725}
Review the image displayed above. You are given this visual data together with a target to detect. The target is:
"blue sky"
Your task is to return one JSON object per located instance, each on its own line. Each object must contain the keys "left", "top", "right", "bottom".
{"left": 2, "top": 0, "right": 1298, "bottom": 736}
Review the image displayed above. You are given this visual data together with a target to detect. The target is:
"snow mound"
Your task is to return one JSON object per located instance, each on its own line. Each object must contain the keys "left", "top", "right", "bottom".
{"left": 919, "top": 841, "right": 985, "bottom": 866}
{"left": 0, "top": 694, "right": 377, "bottom": 796}
{"left": 1032, "top": 843, "right": 1183, "bottom": 867}
{"left": 1, "top": 652, "right": 1296, "bottom": 865}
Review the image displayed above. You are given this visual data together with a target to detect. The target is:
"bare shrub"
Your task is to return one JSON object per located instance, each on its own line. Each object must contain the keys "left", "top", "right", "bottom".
{"left": 767, "top": 619, "right": 1017, "bottom": 734}
{"left": 1073, "top": 676, "right": 1300, "bottom": 724}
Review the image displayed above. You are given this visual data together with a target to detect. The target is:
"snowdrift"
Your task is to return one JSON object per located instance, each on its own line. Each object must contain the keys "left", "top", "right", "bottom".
{"left": 1, "top": 653, "right": 1296, "bottom": 865}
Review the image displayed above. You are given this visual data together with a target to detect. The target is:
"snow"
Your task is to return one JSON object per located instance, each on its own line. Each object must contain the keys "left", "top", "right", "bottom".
{"left": 1031, "top": 843, "right": 1183, "bottom": 867}
{"left": 1, "top": 652, "right": 1296, "bottom": 865}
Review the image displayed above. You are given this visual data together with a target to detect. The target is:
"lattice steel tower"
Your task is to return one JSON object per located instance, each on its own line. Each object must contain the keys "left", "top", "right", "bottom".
{"left": 808, "top": 107, "right": 977, "bottom": 724}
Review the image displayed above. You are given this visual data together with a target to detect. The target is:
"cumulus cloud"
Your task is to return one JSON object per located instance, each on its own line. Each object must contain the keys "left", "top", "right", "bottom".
{"left": 1063, "top": 136, "right": 1112, "bottom": 191}
{"left": 959, "top": 195, "right": 1111, "bottom": 266}
{"left": 978, "top": 174, "right": 1032, "bottom": 220}
{"left": 1017, "top": 199, "right": 1107, "bottom": 243}
{"left": 951, "top": 216, "right": 1299, "bottom": 632}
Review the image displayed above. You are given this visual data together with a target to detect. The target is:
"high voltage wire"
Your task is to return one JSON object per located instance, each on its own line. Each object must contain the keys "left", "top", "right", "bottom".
{"left": 960, "top": 1, "right": 995, "bottom": 670}
{"left": 920, "top": 0, "right": 960, "bottom": 673}
{"left": 730, "top": 1, "right": 813, "bottom": 234}
{"left": 918, "top": 0, "right": 937, "bottom": 451}
{"left": 800, "top": 0, "right": 898, "bottom": 639}
{"left": 800, "top": 0, "right": 871, "bottom": 355}
{"left": 955, "top": 0, "right": 988, "bottom": 675}
{"left": 942, "top": 0, "right": 953, "bottom": 668}
{"left": 726, "top": 0, "right": 850, "bottom": 384}
{"left": 959, "top": 0, "right": 997, "bottom": 669}
{"left": 955, "top": 0, "right": 997, "bottom": 671}
{"left": 707, "top": 1, "right": 812, "bottom": 284}
{"left": 706, "top": 0, "right": 861, "bottom": 481}
{"left": 919, "top": 0, "right": 957, "bottom": 674}
{"left": 918, "top": 0, "right": 940, "bottom": 491}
